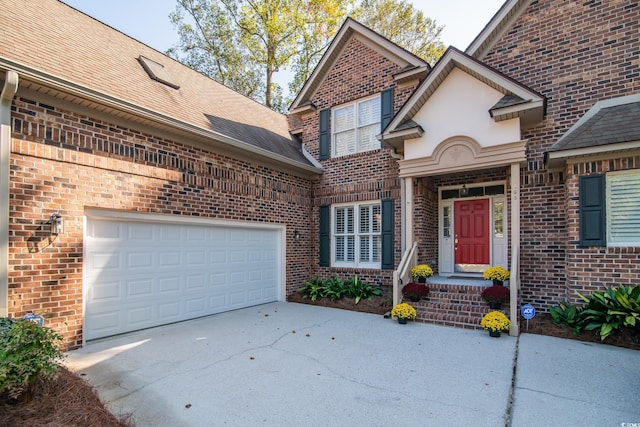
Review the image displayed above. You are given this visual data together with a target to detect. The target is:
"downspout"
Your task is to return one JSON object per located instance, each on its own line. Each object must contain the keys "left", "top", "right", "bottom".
{"left": 509, "top": 162, "right": 520, "bottom": 336}
{"left": 1, "top": 70, "right": 18, "bottom": 317}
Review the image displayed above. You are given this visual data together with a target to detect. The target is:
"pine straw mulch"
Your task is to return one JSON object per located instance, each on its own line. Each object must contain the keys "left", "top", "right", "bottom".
{"left": 0, "top": 366, "right": 132, "bottom": 427}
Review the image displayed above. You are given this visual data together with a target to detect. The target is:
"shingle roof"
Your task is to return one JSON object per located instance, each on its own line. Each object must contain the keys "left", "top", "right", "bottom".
{"left": 549, "top": 100, "right": 640, "bottom": 152}
{"left": 0, "top": 0, "right": 316, "bottom": 171}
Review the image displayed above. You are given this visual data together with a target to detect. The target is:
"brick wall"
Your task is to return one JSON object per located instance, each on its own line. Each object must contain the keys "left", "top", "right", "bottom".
{"left": 482, "top": 0, "right": 640, "bottom": 308}
{"left": 8, "top": 97, "right": 314, "bottom": 349}
{"left": 297, "top": 37, "right": 421, "bottom": 287}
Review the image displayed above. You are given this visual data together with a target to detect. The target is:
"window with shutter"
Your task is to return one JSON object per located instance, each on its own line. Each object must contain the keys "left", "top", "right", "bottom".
{"left": 330, "top": 201, "right": 383, "bottom": 268}
{"left": 332, "top": 95, "right": 381, "bottom": 157}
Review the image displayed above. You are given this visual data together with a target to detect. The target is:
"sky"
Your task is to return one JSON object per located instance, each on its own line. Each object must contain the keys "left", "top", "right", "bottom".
{"left": 61, "top": 0, "right": 506, "bottom": 90}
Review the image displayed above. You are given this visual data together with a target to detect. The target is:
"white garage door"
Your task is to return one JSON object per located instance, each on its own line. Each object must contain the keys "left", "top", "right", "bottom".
{"left": 84, "top": 214, "right": 281, "bottom": 340}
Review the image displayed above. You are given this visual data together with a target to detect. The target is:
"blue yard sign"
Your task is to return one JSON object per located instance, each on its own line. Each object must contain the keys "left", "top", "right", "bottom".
{"left": 521, "top": 304, "right": 536, "bottom": 319}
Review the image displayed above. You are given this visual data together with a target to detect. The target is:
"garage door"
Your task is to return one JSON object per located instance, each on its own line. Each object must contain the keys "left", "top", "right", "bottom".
{"left": 84, "top": 214, "right": 281, "bottom": 340}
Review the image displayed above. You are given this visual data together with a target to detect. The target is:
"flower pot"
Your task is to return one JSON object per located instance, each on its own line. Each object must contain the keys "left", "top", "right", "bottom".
{"left": 489, "top": 330, "right": 501, "bottom": 338}
{"left": 488, "top": 301, "right": 502, "bottom": 309}
{"left": 409, "top": 295, "right": 420, "bottom": 302}
{"left": 493, "top": 280, "right": 504, "bottom": 286}
{"left": 398, "top": 318, "right": 407, "bottom": 324}
{"left": 416, "top": 277, "right": 426, "bottom": 283}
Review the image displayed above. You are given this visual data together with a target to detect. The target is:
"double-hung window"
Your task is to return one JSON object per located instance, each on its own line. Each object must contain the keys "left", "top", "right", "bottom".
{"left": 333, "top": 202, "right": 381, "bottom": 268}
{"left": 332, "top": 96, "right": 381, "bottom": 157}
{"left": 607, "top": 170, "right": 640, "bottom": 246}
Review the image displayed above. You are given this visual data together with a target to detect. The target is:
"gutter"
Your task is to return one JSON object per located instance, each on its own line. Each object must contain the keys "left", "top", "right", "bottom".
{"left": 1, "top": 70, "right": 18, "bottom": 317}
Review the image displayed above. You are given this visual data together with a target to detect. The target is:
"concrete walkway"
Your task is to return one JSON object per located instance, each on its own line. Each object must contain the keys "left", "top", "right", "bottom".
{"left": 66, "top": 302, "right": 639, "bottom": 427}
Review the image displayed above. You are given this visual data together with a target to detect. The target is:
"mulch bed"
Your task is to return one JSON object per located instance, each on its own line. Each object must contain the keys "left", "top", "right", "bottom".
{"left": 0, "top": 366, "right": 132, "bottom": 427}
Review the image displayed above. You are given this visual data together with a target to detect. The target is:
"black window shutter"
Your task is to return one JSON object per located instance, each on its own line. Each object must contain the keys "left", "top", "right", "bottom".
{"left": 579, "top": 174, "right": 606, "bottom": 246}
{"left": 381, "top": 199, "right": 395, "bottom": 270}
{"left": 381, "top": 88, "right": 394, "bottom": 130}
{"left": 319, "top": 205, "right": 330, "bottom": 266}
{"left": 319, "top": 109, "right": 330, "bottom": 160}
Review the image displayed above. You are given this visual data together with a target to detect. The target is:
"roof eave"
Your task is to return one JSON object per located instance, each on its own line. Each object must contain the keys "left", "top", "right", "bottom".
{"left": 379, "top": 126, "right": 424, "bottom": 152}
{"left": 490, "top": 99, "right": 545, "bottom": 126}
{"left": 2, "top": 61, "right": 323, "bottom": 179}
{"left": 545, "top": 140, "right": 640, "bottom": 168}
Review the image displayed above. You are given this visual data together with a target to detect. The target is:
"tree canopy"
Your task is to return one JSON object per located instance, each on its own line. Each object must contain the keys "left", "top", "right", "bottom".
{"left": 168, "top": 0, "right": 445, "bottom": 111}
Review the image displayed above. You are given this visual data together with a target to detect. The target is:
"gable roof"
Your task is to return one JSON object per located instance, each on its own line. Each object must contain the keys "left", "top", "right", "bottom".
{"left": 0, "top": 0, "right": 321, "bottom": 178}
{"left": 289, "top": 18, "right": 429, "bottom": 113}
{"left": 465, "top": 0, "right": 530, "bottom": 59}
{"left": 546, "top": 94, "right": 640, "bottom": 167}
{"left": 380, "top": 47, "right": 545, "bottom": 148}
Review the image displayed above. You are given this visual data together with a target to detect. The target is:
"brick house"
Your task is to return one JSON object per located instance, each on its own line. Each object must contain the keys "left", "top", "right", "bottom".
{"left": 1, "top": 0, "right": 638, "bottom": 349}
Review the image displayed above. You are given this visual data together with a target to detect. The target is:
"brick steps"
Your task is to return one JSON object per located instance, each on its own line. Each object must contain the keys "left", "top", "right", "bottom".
{"left": 402, "top": 282, "right": 509, "bottom": 330}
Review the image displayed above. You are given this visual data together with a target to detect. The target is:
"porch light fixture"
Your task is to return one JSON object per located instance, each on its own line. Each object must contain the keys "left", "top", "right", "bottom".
{"left": 50, "top": 213, "right": 64, "bottom": 235}
{"left": 460, "top": 185, "right": 469, "bottom": 197}
{"left": 293, "top": 229, "right": 301, "bottom": 240}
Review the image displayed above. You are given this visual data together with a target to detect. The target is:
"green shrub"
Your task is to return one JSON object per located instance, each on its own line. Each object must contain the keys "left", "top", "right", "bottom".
{"left": 299, "top": 276, "right": 325, "bottom": 301}
{"left": 299, "top": 275, "right": 382, "bottom": 304}
{"left": 577, "top": 285, "right": 640, "bottom": 341}
{"left": 0, "top": 319, "right": 64, "bottom": 400}
{"left": 323, "top": 276, "right": 347, "bottom": 301}
{"left": 343, "top": 276, "right": 382, "bottom": 304}
{"left": 549, "top": 301, "right": 584, "bottom": 335}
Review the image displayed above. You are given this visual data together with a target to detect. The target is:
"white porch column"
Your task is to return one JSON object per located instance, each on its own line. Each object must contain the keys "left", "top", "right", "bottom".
{"left": 404, "top": 177, "right": 413, "bottom": 250}
{"left": 0, "top": 71, "right": 19, "bottom": 317}
{"left": 509, "top": 162, "right": 520, "bottom": 336}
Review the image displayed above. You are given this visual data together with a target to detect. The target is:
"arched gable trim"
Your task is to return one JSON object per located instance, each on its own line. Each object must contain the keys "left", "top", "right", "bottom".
{"left": 398, "top": 136, "right": 527, "bottom": 178}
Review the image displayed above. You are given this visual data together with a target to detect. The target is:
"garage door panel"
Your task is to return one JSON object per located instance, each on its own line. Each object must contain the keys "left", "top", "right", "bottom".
{"left": 85, "top": 217, "right": 280, "bottom": 340}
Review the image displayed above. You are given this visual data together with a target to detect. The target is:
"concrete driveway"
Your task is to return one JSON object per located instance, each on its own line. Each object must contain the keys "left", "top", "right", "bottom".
{"left": 66, "top": 302, "right": 516, "bottom": 426}
{"left": 66, "top": 302, "right": 639, "bottom": 426}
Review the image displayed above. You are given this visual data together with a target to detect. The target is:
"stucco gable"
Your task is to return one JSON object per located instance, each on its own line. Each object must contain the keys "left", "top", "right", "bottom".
{"left": 380, "top": 47, "right": 544, "bottom": 151}
{"left": 289, "top": 18, "right": 429, "bottom": 114}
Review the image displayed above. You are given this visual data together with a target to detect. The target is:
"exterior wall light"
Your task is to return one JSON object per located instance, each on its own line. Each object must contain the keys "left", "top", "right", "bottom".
{"left": 293, "top": 229, "right": 301, "bottom": 240}
{"left": 460, "top": 185, "right": 469, "bottom": 197}
{"left": 50, "top": 213, "right": 64, "bottom": 235}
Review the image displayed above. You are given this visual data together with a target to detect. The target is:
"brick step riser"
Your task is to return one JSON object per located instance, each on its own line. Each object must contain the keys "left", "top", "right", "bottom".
{"left": 401, "top": 281, "right": 510, "bottom": 329}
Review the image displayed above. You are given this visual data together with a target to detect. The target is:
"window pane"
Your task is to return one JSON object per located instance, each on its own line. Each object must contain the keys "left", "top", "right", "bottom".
{"left": 359, "top": 206, "right": 370, "bottom": 233}
{"left": 335, "top": 208, "right": 345, "bottom": 233}
{"left": 443, "top": 206, "right": 451, "bottom": 237}
{"left": 372, "top": 235, "right": 381, "bottom": 262}
{"left": 357, "top": 124, "right": 380, "bottom": 152}
{"left": 372, "top": 204, "right": 381, "bottom": 233}
{"left": 334, "top": 105, "right": 354, "bottom": 132}
{"left": 335, "top": 236, "right": 345, "bottom": 262}
{"left": 335, "top": 130, "right": 355, "bottom": 156}
{"left": 608, "top": 172, "right": 640, "bottom": 244}
{"left": 360, "top": 236, "right": 370, "bottom": 262}
{"left": 494, "top": 202, "right": 504, "bottom": 237}
{"left": 347, "top": 236, "right": 355, "bottom": 261}
{"left": 358, "top": 97, "right": 381, "bottom": 126}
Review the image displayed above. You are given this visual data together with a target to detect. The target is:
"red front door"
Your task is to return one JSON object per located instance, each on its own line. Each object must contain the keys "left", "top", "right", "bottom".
{"left": 454, "top": 199, "right": 490, "bottom": 272}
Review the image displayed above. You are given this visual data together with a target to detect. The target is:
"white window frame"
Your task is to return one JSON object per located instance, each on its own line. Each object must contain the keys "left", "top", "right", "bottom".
{"left": 606, "top": 170, "right": 640, "bottom": 247}
{"left": 332, "top": 201, "right": 382, "bottom": 268}
{"left": 332, "top": 95, "right": 381, "bottom": 157}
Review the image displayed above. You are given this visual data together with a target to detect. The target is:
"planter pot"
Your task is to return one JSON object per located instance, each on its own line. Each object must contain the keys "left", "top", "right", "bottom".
{"left": 409, "top": 295, "right": 421, "bottom": 302}
{"left": 416, "top": 277, "right": 427, "bottom": 284}
{"left": 489, "top": 330, "right": 501, "bottom": 338}
{"left": 493, "top": 280, "right": 504, "bottom": 286}
{"left": 398, "top": 318, "right": 408, "bottom": 324}
{"left": 488, "top": 301, "right": 502, "bottom": 309}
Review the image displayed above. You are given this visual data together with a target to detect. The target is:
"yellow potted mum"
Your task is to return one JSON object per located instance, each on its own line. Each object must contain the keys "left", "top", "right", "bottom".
{"left": 480, "top": 311, "right": 512, "bottom": 337}
{"left": 483, "top": 266, "right": 510, "bottom": 285}
{"left": 410, "top": 264, "right": 433, "bottom": 283}
{"left": 391, "top": 303, "right": 417, "bottom": 324}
